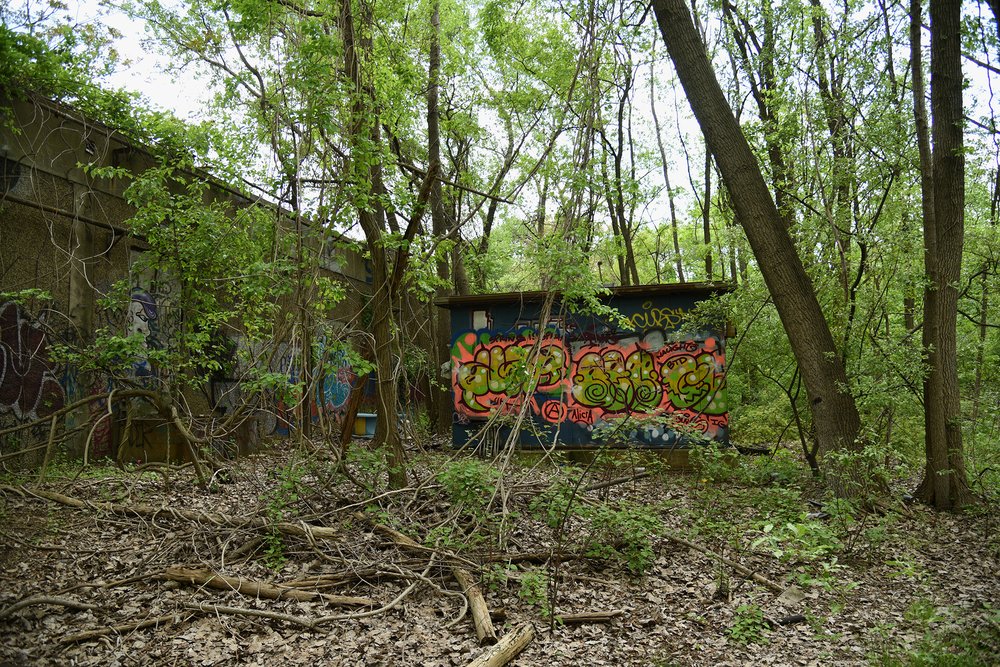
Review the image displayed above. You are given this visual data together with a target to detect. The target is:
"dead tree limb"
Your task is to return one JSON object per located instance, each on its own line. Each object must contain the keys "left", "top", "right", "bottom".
{"left": 15, "top": 487, "right": 342, "bottom": 544}
{"left": 181, "top": 602, "right": 314, "bottom": 628}
{"left": 161, "top": 566, "right": 374, "bottom": 607}
{"left": 353, "top": 511, "right": 497, "bottom": 645}
{"left": 60, "top": 612, "right": 192, "bottom": 643}
{"left": 452, "top": 566, "right": 498, "bottom": 645}
{"left": 554, "top": 610, "right": 624, "bottom": 624}
{"left": 467, "top": 622, "right": 534, "bottom": 667}
{"left": 583, "top": 471, "right": 653, "bottom": 493}
{"left": 0, "top": 595, "right": 98, "bottom": 620}
{"left": 665, "top": 533, "right": 785, "bottom": 594}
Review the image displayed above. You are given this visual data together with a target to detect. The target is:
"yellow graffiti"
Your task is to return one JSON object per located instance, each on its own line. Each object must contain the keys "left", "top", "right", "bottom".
{"left": 456, "top": 341, "right": 566, "bottom": 413}
{"left": 626, "top": 301, "right": 686, "bottom": 331}
{"left": 571, "top": 347, "right": 662, "bottom": 413}
{"left": 662, "top": 353, "right": 726, "bottom": 414}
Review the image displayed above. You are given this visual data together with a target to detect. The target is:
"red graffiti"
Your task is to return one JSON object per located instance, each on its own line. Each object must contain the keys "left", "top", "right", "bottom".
{"left": 540, "top": 400, "right": 568, "bottom": 423}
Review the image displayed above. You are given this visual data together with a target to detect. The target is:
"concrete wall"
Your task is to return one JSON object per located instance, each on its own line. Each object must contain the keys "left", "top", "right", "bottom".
{"left": 441, "top": 284, "right": 731, "bottom": 453}
{"left": 0, "top": 95, "right": 373, "bottom": 464}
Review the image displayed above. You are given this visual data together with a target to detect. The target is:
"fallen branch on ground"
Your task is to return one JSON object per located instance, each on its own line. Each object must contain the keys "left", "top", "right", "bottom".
{"left": 467, "top": 622, "right": 534, "bottom": 667}
{"left": 554, "top": 609, "right": 624, "bottom": 624}
{"left": 61, "top": 612, "right": 192, "bottom": 643}
{"left": 0, "top": 595, "right": 98, "bottom": 620}
{"left": 161, "top": 566, "right": 374, "bottom": 606}
{"left": 12, "top": 486, "right": 342, "bottom": 545}
{"left": 354, "top": 512, "right": 497, "bottom": 645}
{"left": 583, "top": 470, "right": 653, "bottom": 493}
{"left": 665, "top": 533, "right": 785, "bottom": 594}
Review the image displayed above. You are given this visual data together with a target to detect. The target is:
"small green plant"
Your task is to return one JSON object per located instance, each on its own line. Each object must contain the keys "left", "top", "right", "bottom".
{"left": 583, "top": 501, "right": 663, "bottom": 574}
{"left": 347, "top": 446, "right": 387, "bottom": 489}
{"left": 689, "top": 441, "right": 739, "bottom": 483}
{"left": 751, "top": 518, "right": 842, "bottom": 563}
{"left": 530, "top": 473, "right": 583, "bottom": 529}
{"left": 262, "top": 462, "right": 304, "bottom": 570}
{"left": 517, "top": 567, "right": 549, "bottom": 615}
{"left": 729, "top": 603, "right": 771, "bottom": 645}
{"left": 871, "top": 604, "right": 1000, "bottom": 666}
{"left": 436, "top": 458, "right": 501, "bottom": 514}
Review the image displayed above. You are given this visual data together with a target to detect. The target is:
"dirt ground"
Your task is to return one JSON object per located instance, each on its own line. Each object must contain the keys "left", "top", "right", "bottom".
{"left": 1, "top": 442, "right": 997, "bottom": 666}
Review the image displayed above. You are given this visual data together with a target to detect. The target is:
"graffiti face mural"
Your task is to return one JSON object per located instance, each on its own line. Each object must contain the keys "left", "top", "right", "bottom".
{"left": 449, "top": 303, "right": 729, "bottom": 445}
{"left": 127, "top": 287, "right": 161, "bottom": 377}
{"left": 0, "top": 302, "right": 66, "bottom": 421}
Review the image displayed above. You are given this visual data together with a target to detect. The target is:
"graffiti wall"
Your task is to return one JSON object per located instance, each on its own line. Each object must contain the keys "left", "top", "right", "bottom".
{"left": 0, "top": 302, "right": 66, "bottom": 422}
{"left": 445, "top": 285, "right": 730, "bottom": 449}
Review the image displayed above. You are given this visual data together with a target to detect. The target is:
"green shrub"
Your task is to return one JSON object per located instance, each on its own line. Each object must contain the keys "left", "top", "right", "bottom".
{"left": 729, "top": 603, "right": 771, "bottom": 644}
{"left": 436, "top": 458, "right": 501, "bottom": 514}
{"left": 583, "top": 501, "right": 663, "bottom": 574}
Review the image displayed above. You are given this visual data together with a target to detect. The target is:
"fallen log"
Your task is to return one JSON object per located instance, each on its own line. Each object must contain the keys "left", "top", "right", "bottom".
{"left": 467, "top": 622, "right": 534, "bottom": 667}
{"left": 554, "top": 609, "right": 624, "bottom": 624}
{"left": 161, "top": 566, "right": 374, "bottom": 607}
{"left": 452, "top": 566, "right": 498, "bottom": 646}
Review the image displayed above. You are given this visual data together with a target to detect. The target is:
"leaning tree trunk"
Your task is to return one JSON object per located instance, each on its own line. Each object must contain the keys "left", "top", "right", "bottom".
{"left": 914, "top": 0, "right": 973, "bottom": 509}
{"left": 652, "top": 0, "right": 864, "bottom": 491}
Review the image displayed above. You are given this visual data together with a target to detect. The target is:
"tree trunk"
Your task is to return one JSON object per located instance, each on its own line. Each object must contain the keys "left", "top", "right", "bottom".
{"left": 652, "top": 0, "right": 863, "bottom": 482}
{"left": 341, "top": 0, "right": 407, "bottom": 488}
{"left": 914, "top": 0, "right": 973, "bottom": 509}
{"left": 428, "top": 0, "right": 453, "bottom": 437}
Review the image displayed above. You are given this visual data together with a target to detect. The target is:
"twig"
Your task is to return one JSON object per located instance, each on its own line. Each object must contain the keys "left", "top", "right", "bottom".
{"left": 61, "top": 612, "right": 192, "bottom": 643}
{"left": 0, "top": 595, "right": 98, "bottom": 620}
{"left": 181, "top": 602, "right": 314, "bottom": 628}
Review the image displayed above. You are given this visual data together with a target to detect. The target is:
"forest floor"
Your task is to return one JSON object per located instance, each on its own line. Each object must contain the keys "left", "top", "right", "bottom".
{"left": 0, "top": 438, "right": 998, "bottom": 667}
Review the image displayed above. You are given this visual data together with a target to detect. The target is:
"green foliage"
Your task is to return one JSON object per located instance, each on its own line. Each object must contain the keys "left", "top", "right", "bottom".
{"left": 347, "top": 446, "right": 388, "bottom": 491}
{"left": 435, "top": 458, "right": 501, "bottom": 514}
{"left": 582, "top": 501, "right": 663, "bottom": 574}
{"left": 517, "top": 567, "right": 549, "bottom": 614}
{"left": 729, "top": 603, "right": 771, "bottom": 645}
{"left": 262, "top": 462, "right": 304, "bottom": 570}
{"left": 690, "top": 443, "right": 805, "bottom": 488}
{"left": 751, "top": 519, "right": 841, "bottom": 564}
{"left": 529, "top": 472, "right": 582, "bottom": 529}
{"left": 871, "top": 604, "right": 1000, "bottom": 666}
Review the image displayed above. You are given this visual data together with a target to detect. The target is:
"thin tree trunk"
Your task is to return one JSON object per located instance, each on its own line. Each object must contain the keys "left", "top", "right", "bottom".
{"left": 703, "top": 147, "right": 713, "bottom": 280}
{"left": 649, "top": 53, "right": 684, "bottom": 282}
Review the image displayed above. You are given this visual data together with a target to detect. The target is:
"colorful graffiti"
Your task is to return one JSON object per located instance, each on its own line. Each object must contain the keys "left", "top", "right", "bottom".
{"left": 0, "top": 302, "right": 66, "bottom": 421}
{"left": 454, "top": 332, "right": 566, "bottom": 413}
{"left": 451, "top": 328, "right": 727, "bottom": 440}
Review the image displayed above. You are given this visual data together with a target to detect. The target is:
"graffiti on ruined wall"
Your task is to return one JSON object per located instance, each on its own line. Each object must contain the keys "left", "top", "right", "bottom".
{"left": 0, "top": 302, "right": 66, "bottom": 422}
{"left": 240, "top": 339, "right": 361, "bottom": 437}
{"left": 451, "top": 327, "right": 728, "bottom": 441}
{"left": 126, "top": 287, "right": 163, "bottom": 378}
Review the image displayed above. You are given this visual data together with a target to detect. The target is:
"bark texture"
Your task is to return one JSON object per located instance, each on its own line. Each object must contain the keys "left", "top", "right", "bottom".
{"left": 652, "top": 0, "right": 863, "bottom": 481}
{"left": 914, "top": 0, "right": 973, "bottom": 508}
